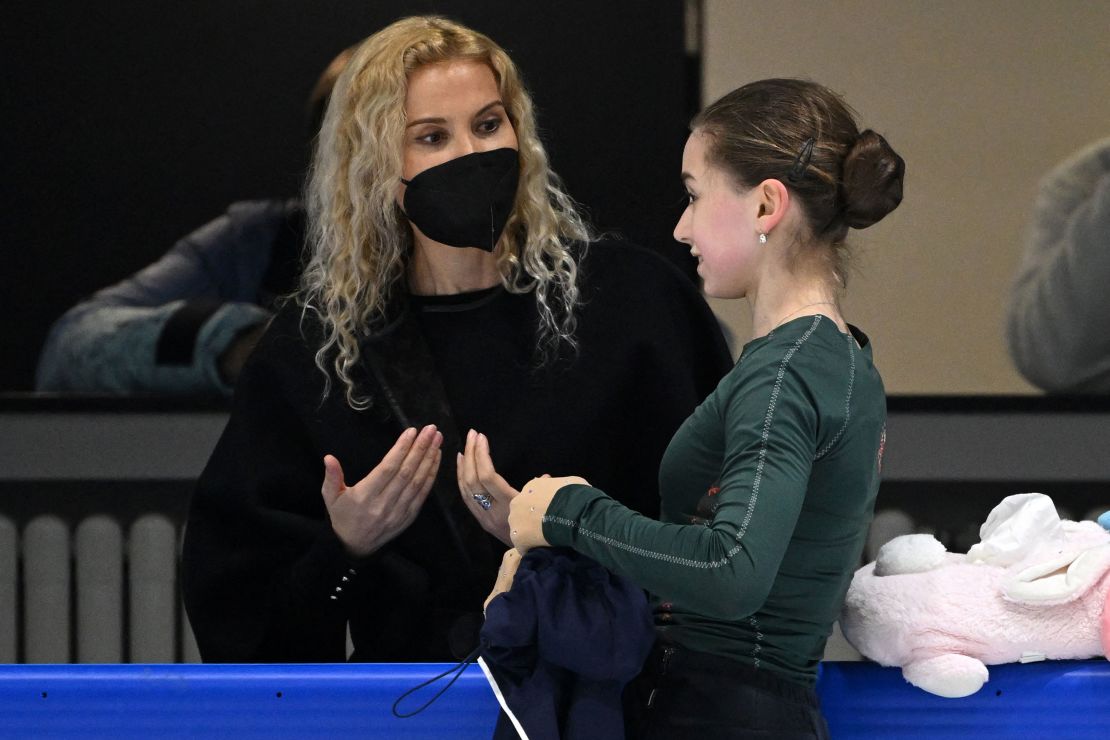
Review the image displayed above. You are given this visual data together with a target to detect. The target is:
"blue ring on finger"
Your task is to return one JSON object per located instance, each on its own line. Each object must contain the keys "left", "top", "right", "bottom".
{"left": 472, "top": 492, "right": 492, "bottom": 510}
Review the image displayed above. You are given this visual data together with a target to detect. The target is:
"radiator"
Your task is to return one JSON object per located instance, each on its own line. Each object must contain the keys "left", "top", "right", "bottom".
{"left": 0, "top": 513, "right": 200, "bottom": 663}
{"left": 0, "top": 511, "right": 867, "bottom": 664}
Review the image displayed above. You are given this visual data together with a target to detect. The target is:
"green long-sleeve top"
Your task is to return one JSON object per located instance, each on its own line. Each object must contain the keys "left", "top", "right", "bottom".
{"left": 543, "top": 314, "right": 886, "bottom": 686}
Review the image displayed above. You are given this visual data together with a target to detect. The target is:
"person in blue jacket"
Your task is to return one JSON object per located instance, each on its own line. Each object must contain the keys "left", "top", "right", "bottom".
{"left": 34, "top": 50, "right": 351, "bottom": 395}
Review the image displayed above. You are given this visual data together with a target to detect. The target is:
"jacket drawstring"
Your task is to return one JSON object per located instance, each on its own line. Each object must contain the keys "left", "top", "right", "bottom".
{"left": 391, "top": 645, "right": 482, "bottom": 718}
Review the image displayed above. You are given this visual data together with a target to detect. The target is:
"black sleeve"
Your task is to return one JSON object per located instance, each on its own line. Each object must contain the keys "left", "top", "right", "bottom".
{"left": 181, "top": 313, "right": 368, "bottom": 662}
{"left": 581, "top": 240, "right": 733, "bottom": 518}
{"left": 650, "top": 245, "right": 735, "bottom": 392}
{"left": 629, "top": 246, "right": 733, "bottom": 507}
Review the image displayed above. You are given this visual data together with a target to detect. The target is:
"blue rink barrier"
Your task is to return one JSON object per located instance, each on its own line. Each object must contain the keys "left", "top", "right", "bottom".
{"left": 0, "top": 660, "right": 1107, "bottom": 738}
{"left": 819, "top": 661, "right": 1109, "bottom": 739}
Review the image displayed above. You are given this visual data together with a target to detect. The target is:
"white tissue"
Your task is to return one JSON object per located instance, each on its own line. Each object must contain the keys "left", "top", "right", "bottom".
{"left": 966, "top": 493, "right": 1063, "bottom": 566}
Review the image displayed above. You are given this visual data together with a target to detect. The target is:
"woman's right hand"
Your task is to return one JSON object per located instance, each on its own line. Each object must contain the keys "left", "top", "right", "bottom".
{"left": 321, "top": 425, "right": 443, "bottom": 557}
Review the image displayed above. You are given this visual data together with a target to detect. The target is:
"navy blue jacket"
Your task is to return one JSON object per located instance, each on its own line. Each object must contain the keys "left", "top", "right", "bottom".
{"left": 479, "top": 548, "right": 655, "bottom": 740}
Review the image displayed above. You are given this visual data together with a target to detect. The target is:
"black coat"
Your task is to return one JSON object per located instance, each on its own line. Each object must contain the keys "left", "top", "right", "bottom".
{"left": 182, "top": 240, "right": 732, "bottom": 662}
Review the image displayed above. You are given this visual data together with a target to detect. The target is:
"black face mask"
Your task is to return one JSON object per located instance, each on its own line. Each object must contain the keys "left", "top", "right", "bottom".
{"left": 400, "top": 147, "right": 520, "bottom": 251}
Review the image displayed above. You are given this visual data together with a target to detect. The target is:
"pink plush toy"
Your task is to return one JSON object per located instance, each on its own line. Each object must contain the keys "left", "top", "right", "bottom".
{"left": 840, "top": 493, "right": 1110, "bottom": 698}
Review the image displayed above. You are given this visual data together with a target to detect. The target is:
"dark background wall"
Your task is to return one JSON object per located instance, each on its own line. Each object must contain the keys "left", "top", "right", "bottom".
{"left": 2, "top": 0, "right": 697, "bottom": 390}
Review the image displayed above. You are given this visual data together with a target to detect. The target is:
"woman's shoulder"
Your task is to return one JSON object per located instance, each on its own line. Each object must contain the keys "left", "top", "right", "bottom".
{"left": 734, "top": 317, "right": 879, "bottom": 393}
{"left": 264, "top": 298, "right": 321, "bottom": 344}
{"left": 226, "top": 299, "right": 335, "bottom": 423}
{"left": 240, "top": 298, "right": 324, "bottom": 381}
{"left": 572, "top": 237, "right": 731, "bottom": 371}
{"left": 715, "top": 320, "right": 880, "bottom": 439}
{"left": 575, "top": 238, "right": 708, "bottom": 317}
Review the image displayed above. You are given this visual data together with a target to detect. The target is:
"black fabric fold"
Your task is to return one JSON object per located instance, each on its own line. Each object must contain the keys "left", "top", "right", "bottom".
{"left": 359, "top": 303, "right": 498, "bottom": 658}
{"left": 156, "top": 298, "right": 223, "bottom": 365}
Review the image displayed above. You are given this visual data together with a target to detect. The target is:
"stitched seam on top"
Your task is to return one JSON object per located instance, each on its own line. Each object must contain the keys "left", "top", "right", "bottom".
{"left": 543, "top": 315, "right": 821, "bottom": 569}
{"left": 750, "top": 615, "right": 764, "bottom": 668}
{"left": 814, "top": 331, "right": 856, "bottom": 461}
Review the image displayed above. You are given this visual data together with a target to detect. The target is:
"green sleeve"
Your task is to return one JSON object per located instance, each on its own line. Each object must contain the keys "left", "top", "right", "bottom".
{"left": 543, "top": 360, "right": 817, "bottom": 620}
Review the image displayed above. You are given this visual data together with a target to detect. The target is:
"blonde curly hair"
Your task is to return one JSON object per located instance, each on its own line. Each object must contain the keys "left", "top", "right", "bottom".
{"left": 301, "top": 16, "right": 592, "bottom": 409}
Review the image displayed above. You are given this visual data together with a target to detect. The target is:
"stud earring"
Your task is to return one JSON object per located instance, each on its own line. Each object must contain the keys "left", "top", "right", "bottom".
{"left": 758, "top": 232, "right": 768, "bottom": 245}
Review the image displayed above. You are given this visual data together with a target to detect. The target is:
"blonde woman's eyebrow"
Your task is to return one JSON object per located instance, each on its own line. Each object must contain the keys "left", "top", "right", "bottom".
{"left": 472, "top": 100, "right": 506, "bottom": 118}
{"left": 406, "top": 100, "right": 505, "bottom": 129}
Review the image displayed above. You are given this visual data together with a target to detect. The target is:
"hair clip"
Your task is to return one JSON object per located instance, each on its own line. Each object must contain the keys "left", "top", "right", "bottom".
{"left": 788, "top": 137, "right": 816, "bottom": 183}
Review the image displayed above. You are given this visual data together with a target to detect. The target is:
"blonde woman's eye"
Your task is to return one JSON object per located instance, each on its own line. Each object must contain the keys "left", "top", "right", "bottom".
{"left": 416, "top": 131, "right": 445, "bottom": 145}
{"left": 477, "top": 117, "right": 501, "bottom": 134}
{"left": 686, "top": 192, "right": 697, "bottom": 203}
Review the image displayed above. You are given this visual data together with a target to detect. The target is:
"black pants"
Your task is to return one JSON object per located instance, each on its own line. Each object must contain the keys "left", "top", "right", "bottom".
{"left": 623, "top": 642, "right": 831, "bottom": 740}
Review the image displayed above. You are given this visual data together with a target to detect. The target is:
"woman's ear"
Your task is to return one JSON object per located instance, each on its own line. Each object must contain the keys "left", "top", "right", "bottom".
{"left": 755, "top": 179, "right": 790, "bottom": 235}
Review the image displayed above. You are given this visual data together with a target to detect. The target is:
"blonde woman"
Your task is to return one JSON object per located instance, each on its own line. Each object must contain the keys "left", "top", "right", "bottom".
{"left": 181, "top": 16, "right": 731, "bottom": 663}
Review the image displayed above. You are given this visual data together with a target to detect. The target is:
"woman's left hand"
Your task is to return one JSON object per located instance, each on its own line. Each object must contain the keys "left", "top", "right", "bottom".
{"left": 508, "top": 475, "right": 589, "bottom": 551}
{"left": 457, "top": 430, "right": 519, "bottom": 545}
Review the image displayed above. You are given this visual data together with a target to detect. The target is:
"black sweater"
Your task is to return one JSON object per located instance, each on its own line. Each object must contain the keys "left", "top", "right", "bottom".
{"left": 181, "top": 240, "right": 732, "bottom": 662}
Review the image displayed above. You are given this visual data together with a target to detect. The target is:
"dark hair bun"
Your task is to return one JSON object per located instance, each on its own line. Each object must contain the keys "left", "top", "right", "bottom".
{"left": 841, "top": 130, "right": 905, "bottom": 229}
